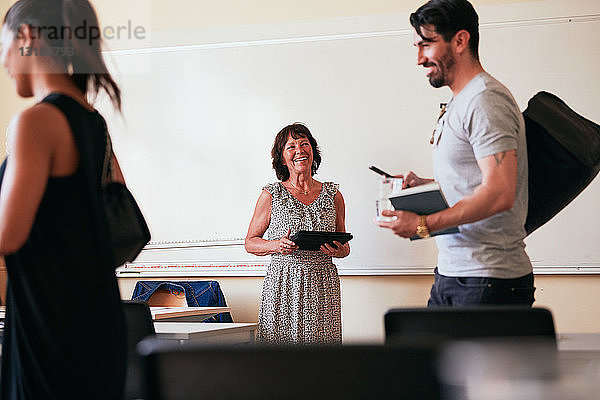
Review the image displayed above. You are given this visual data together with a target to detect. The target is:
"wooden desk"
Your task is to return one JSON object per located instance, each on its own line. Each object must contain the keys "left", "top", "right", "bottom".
{"left": 150, "top": 306, "right": 231, "bottom": 322}
{"left": 154, "top": 322, "right": 257, "bottom": 345}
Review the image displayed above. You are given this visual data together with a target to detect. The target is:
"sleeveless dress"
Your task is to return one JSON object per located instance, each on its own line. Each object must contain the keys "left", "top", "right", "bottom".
{"left": 257, "top": 181, "right": 342, "bottom": 344}
{"left": 0, "top": 94, "right": 127, "bottom": 400}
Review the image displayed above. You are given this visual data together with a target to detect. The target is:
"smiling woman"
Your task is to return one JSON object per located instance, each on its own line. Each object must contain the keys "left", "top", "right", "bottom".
{"left": 271, "top": 122, "right": 321, "bottom": 184}
{"left": 245, "top": 123, "right": 350, "bottom": 344}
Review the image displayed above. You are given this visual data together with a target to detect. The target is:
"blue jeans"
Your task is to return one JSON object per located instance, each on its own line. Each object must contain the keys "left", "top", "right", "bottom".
{"left": 132, "top": 281, "right": 233, "bottom": 322}
{"left": 428, "top": 268, "right": 535, "bottom": 306}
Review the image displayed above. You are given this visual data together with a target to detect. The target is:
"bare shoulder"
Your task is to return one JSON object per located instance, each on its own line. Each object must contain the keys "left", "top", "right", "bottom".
{"left": 258, "top": 189, "right": 273, "bottom": 203}
{"left": 334, "top": 189, "right": 345, "bottom": 207}
{"left": 8, "top": 103, "right": 70, "bottom": 146}
{"left": 248, "top": 189, "right": 273, "bottom": 231}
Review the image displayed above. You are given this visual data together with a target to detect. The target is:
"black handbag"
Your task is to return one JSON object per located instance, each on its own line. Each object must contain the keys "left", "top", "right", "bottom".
{"left": 524, "top": 91, "right": 600, "bottom": 235}
{"left": 102, "top": 135, "right": 151, "bottom": 266}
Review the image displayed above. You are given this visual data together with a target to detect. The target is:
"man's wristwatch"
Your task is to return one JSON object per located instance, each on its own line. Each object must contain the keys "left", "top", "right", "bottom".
{"left": 415, "top": 215, "right": 430, "bottom": 239}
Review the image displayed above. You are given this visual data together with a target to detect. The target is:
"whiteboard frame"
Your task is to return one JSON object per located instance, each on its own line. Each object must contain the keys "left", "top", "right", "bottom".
{"left": 104, "top": 15, "right": 600, "bottom": 57}
{"left": 116, "top": 240, "right": 600, "bottom": 276}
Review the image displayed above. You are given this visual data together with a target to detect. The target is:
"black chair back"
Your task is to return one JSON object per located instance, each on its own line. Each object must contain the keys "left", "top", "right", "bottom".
{"left": 138, "top": 340, "right": 442, "bottom": 400}
{"left": 385, "top": 306, "right": 556, "bottom": 345}
{"left": 123, "top": 300, "right": 156, "bottom": 400}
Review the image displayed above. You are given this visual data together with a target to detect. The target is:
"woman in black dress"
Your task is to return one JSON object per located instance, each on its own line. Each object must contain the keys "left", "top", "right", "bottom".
{"left": 0, "top": 1, "right": 127, "bottom": 398}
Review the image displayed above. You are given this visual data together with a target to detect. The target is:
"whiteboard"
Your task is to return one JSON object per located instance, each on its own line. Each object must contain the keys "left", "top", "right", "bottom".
{"left": 103, "top": 12, "right": 600, "bottom": 270}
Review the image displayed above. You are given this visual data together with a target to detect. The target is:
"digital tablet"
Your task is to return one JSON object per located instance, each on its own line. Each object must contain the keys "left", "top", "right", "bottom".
{"left": 290, "top": 230, "right": 353, "bottom": 251}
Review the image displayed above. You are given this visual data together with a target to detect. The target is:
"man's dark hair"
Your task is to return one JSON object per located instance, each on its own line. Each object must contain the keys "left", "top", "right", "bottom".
{"left": 271, "top": 123, "right": 321, "bottom": 181}
{"left": 410, "top": 0, "right": 480, "bottom": 60}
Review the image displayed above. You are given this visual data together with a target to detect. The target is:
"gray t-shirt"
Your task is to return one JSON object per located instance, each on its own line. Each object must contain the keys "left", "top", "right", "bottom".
{"left": 432, "top": 72, "right": 532, "bottom": 278}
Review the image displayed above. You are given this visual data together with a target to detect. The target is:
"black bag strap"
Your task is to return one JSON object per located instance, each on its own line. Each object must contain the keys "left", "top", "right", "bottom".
{"left": 101, "top": 131, "right": 114, "bottom": 186}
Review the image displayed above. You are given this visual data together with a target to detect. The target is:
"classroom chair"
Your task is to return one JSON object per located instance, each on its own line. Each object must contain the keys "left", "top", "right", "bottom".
{"left": 137, "top": 339, "right": 442, "bottom": 400}
{"left": 384, "top": 306, "right": 556, "bottom": 345}
{"left": 123, "top": 300, "right": 156, "bottom": 400}
{"left": 131, "top": 280, "right": 233, "bottom": 322}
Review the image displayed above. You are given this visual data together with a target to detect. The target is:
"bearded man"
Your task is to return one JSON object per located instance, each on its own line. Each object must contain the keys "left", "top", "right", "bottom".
{"left": 378, "top": 0, "right": 534, "bottom": 306}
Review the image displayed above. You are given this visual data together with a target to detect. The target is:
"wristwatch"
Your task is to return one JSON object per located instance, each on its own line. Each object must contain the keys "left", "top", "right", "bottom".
{"left": 415, "top": 215, "right": 430, "bottom": 239}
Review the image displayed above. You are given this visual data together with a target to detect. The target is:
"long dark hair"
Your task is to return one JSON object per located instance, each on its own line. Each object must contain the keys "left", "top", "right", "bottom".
{"left": 3, "top": 0, "right": 122, "bottom": 110}
{"left": 271, "top": 123, "right": 322, "bottom": 181}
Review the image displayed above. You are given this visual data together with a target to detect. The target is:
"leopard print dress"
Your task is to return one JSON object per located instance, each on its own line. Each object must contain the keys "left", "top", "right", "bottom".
{"left": 257, "top": 181, "right": 342, "bottom": 344}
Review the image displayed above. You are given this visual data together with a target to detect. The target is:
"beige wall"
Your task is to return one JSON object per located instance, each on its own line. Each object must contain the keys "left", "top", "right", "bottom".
{"left": 0, "top": 66, "right": 32, "bottom": 158}
{"left": 0, "top": 1, "right": 31, "bottom": 156}
{"left": 119, "top": 274, "right": 600, "bottom": 343}
{"left": 0, "top": 2, "right": 31, "bottom": 300}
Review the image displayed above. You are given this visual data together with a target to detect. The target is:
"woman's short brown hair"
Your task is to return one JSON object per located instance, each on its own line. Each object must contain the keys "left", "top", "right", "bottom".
{"left": 271, "top": 123, "right": 322, "bottom": 181}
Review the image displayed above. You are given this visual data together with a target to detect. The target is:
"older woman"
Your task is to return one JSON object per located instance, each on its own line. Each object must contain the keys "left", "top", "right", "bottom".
{"left": 245, "top": 123, "right": 350, "bottom": 344}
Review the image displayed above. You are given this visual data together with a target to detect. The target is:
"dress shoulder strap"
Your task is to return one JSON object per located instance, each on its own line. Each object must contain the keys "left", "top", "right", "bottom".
{"left": 263, "top": 182, "right": 284, "bottom": 198}
{"left": 322, "top": 182, "right": 339, "bottom": 198}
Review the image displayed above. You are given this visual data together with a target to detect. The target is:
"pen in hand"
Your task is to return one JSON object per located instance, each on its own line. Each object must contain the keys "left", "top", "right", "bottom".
{"left": 369, "top": 166, "right": 394, "bottom": 178}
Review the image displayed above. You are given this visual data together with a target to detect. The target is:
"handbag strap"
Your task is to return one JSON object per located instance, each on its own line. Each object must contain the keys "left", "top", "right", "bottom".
{"left": 41, "top": 92, "right": 115, "bottom": 187}
{"left": 101, "top": 133, "right": 113, "bottom": 186}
